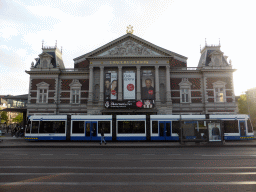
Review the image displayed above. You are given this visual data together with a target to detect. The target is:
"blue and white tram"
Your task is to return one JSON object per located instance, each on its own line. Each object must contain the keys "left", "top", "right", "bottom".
{"left": 25, "top": 114, "right": 254, "bottom": 141}
{"left": 210, "top": 114, "right": 254, "bottom": 140}
{"left": 70, "top": 115, "right": 112, "bottom": 141}
{"left": 25, "top": 115, "right": 67, "bottom": 141}
{"left": 116, "top": 115, "right": 147, "bottom": 141}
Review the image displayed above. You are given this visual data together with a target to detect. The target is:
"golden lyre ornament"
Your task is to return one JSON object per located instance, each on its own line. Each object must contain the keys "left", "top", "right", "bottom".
{"left": 126, "top": 25, "right": 134, "bottom": 34}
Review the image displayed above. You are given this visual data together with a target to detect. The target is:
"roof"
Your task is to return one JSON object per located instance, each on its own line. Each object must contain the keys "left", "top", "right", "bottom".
{"left": 74, "top": 33, "right": 187, "bottom": 62}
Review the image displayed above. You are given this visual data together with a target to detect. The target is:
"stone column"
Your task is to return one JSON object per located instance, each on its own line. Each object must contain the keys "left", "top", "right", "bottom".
{"left": 88, "top": 66, "right": 94, "bottom": 102}
{"left": 118, "top": 66, "right": 122, "bottom": 101}
{"left": 155, "top": 65, "right": 160, "bottom": 102}
{"left": 99, "top": 66, "right": 104, "bottom": 101}
{"left": 166, "top": 65, "right": 171, "bottom": 102}
{"left": 137, "top": 66, "right": 141, "bottom": 100}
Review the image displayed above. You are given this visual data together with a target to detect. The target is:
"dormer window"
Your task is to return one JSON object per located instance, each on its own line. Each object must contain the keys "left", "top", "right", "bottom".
{"left": 179, "top": 78, "right": 192, "bottom": 103}
{"left": 36, "top": 82, "right": 49, "bottom": 104}
{"left": 70, "top": 79, "right": 82, "bottom": 104}
{"left": 213, "top": 81, "right": 226, "bottom": 102}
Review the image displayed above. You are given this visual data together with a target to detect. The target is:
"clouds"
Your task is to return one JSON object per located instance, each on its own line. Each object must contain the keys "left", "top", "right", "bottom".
{"left": 0, "top": 0, "right": 256, "bottom": 96}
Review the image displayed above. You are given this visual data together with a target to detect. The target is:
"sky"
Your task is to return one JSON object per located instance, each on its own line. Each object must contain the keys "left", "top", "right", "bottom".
{"left": 0, "top": 0, "right": 255, "bottom": 96}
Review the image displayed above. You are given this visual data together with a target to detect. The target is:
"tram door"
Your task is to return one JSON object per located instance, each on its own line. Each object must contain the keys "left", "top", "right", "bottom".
{"left": 239, "top": 121, "right": 246, "bottom": 136}
{"left": 159, "top": 121, "right": 171, "bottom": 140}
{"left": 85, "top": 121, "right": 97, "bottom": 140}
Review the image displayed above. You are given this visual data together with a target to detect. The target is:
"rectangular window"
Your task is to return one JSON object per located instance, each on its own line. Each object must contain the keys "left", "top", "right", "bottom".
{"left": 71, "top": 90, "right": 80, "bottom": 104}
{"left": 181, "top": 88, "right": 189, "bottom": 103}
{"left": 247, "top": 120, "right": 253, "bottom": 133}
{"left": 72, "top": 121, "right": 85, "bottom": 133}
{"left": 118, "top": 121, "right": 145, "bottom": 134}
{"left": 172, "top": 121, "right": 180, "bottom": 134}
{"left": 39, "top": 121, "right": 65, "bottom": 133}
{"left": 152, "top": 121, "right": 158, "bottom": 133}
{"left": 215, "top": 88, "right": 224, "bottom": 102}
{"left": 98, "top": 121, "right": 111, "bottom": 134}
{"left": 31, "top": 121, "right": 39, "bottom": 133}
{"left": 223, "top": 120, "right": 239, "bottom": 133}
{"left": 39, "top": 89, "right": 47, "bottom": 103}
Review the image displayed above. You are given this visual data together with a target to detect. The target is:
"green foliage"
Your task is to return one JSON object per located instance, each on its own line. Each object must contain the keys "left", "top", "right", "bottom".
{"left": 12, "top": 113, "right": 23, "bottom": 123}
{"left": 0, "top": 111, "right": 9, "bottom": 123}
{"left": 238, "top": 94, "right": 256, "bottom": 129}
{"left": 238, "top": 94, "right": 248, "bottom": 114}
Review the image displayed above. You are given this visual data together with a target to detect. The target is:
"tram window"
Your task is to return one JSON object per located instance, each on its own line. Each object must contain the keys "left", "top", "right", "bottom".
{"left": 39, "top": 121, "right": 65, "bottom": 133}
{"left": 172, "top": 121, "right": 180, "bottom": 134}
{"left": 72, "top": 121, "right": 84, "bottom": 133}
{"left": 166, "top": 123, "right": 171, "bottom": 137}
{"left": 92, "top": 123, "right": 97, "bottom": 136}
{"left": 247, "top": 120, "right": 253, "bottom": 133}
{"left": 31, "top": 121, "right": 39, "bottom": 133}
{"left": 85, "top": 123, "right": 90, "bottom": 137}
{"left": 223, "top": 121, "right": 239, "bottom": 133}
{"left": 98, "top": 121, "right": 111, "bottom": 134}
{"left": 25, "top": 125, "right": 30, "bottom": 134}
{"left": 152, "top": 121, "right": 158, "bottom": 133}
{"left": 118, "top": 121, "right": 145, "bottom": 134}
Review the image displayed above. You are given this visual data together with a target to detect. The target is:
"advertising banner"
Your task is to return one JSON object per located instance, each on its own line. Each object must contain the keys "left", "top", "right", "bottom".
{"left": 141, "top": 70, "right": 155, "bottom": 100}
{"left": 123, "top": 71, "right": 136, "bottom": 100}
{"left": 105, "top": 72, "right": 117, "bottom": 100}
{"left": 110, "top": 73, "right": 117, "bottom": 100}
{"left": 104, "top": 73, "right": 111, "bottom": 100}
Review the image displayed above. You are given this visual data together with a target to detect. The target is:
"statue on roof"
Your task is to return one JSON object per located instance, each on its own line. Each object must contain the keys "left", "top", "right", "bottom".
{"left": 126, "top": 25, "right": 134, "bottom": 34}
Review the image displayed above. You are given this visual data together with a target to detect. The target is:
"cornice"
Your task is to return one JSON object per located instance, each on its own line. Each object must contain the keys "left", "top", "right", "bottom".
{"left": 25, "top": 70, "right": 60, "bottom": 75}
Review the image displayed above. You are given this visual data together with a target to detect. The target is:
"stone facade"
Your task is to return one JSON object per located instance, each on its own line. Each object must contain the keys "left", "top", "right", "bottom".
{"left": 26, "top": 33, "right": 237, "bottom": 116}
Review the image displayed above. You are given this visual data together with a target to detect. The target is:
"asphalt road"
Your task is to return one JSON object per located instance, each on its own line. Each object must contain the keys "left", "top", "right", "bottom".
{"left": 1, "top": 147, "right": 256, "bottom": 192}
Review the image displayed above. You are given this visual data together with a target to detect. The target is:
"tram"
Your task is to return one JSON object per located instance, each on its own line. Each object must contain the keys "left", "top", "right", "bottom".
{"left": 25, "top": 114, "right": 254, "bottom": 141}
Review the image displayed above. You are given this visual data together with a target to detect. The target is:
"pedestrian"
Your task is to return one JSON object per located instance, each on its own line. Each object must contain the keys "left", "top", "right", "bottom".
{"left": 100, "top": 128, "right": 106, "bottom": 145}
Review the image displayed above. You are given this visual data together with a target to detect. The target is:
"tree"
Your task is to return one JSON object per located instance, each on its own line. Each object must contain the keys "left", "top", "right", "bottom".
{"left": 0, "top": 111, "right": 9, "bottom": 124}
{"left": 12, "top": 113, "right": 23, "bottom": 124}
{"left": 238, "top": 94, "right": 248, "bottom": 114}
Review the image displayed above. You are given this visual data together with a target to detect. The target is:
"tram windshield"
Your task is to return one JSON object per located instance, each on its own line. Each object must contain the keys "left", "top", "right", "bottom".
{"left": 247, "top": 120, "right": 253, "bottom": 133}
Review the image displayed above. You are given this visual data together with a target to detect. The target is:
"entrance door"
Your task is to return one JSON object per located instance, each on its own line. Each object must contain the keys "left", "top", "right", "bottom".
{"left": 159, "top": 121, "right": 171, "bottom": 140}
{"left": 240, "top": 121, "right": 246, "bottom": 136}
{"left": 85, "top": 121, "right": 97, "bottom": 140}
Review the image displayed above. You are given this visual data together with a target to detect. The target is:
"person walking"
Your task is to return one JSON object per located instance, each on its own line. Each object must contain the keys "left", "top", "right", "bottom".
{"left": 100, "top": 128, "right": 106, "bottom": 145}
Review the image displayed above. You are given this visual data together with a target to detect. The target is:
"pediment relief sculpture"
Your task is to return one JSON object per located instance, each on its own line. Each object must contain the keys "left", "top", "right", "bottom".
{"left": 208, "top": 51, "right": 225, "bottom": 67}
{"left": 36, "top": 81, "right": 50, "bottom": 88}
{"left": 97, "top": 40, "right": 163, "bottom": 57}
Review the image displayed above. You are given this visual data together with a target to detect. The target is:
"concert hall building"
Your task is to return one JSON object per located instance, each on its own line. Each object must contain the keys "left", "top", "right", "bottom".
{"left": 26, "top": 32, "right": 237, "bottom": 116}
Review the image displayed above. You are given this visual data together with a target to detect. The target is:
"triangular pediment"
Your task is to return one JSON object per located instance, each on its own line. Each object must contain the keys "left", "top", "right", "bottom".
{"left": 74, "top": 33, "right": 187, "bottom": 61}
{"left": 95, "top": 39, "right": 164, "bottom": 57}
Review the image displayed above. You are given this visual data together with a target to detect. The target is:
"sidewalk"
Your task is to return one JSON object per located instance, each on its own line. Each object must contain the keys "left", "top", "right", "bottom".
{"left": 1, "top": 133, "right": 256, "bottom": 148}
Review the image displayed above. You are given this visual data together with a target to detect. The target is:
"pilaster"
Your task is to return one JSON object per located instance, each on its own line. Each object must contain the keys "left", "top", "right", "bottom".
{"left": 118, "top": 66, "right": 122, "bottom": 101}
{"left": 137, "top": 66, "right": 141, "bottom": 100}
{"left": 99, "top": 66, "right": 104, "bottom": 102}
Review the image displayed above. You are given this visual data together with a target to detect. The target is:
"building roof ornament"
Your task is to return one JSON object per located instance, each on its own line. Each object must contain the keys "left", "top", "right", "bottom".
{"left": 126, "top": 25, "right": 134, "bottom": 34}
